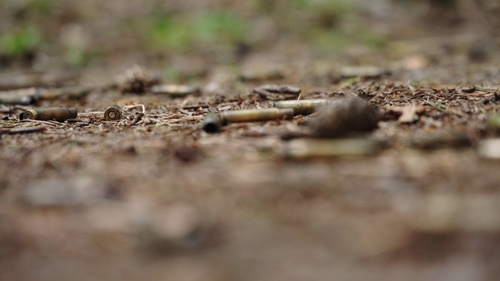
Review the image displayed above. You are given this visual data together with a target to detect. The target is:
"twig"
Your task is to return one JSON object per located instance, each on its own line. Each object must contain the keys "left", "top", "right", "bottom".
{"left": 1, "top": 126, "right": 46, "bottom": 135}
{"left": 21, "top": 119, "right": 62, "bottom": 126}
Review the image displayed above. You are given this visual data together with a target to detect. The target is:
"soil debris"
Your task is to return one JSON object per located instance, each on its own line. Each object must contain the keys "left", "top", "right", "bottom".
{"left": 0, "top": 71, "right": 79, "bottom": 91}
{"left": 252, "top": 84, "right": 301, "bottom": 100}
{"left": 20, "top": 177, "right": 120, "bottom": 207}
{"left": 0, "top": 88, "right": 39, "bottom": 105}
{"left": 151, "top": 84, "right": 201, "bottom": 97}
{"left": 338, "top": 66, "right": 391, "bottom": 80}
{"left": 390, "top": 104, "right": 425, "bottom": 123}
{"left": 410, "top": 131, "right": 471, "bottom": 150}
{"left": 0, "top": 126, "right": 46, "bottom": 135}
{"left": 239, "top": 68, "right": 285, "bottom": 82}
{"left": 2, "top": 2, "right": 500, "bottom": 280}
{"left": 117, "top": 65, "right": 160, "bottom": 94}
{"left": 138, "top": 204, "right": 210, "bottom": 254}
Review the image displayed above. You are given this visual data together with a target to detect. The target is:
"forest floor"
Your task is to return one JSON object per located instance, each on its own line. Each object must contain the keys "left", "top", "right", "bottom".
{"left": 1, "top": 1, "right": 500, "bottom": 280}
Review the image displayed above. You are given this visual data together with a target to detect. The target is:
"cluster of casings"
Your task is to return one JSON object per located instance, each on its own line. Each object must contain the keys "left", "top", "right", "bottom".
{"left": 203, "top": 99, "right": 327, "bottom": 133}
{"left": 19, "top": 105, "right": 122, "bottom": 122}
{"left": 19, "top": 99, "right": 328, "bottom": 131}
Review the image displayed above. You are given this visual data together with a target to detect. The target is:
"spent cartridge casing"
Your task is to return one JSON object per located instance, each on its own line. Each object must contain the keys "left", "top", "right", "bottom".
{"left": 202, "top": 108, "right": 294, "bottom": 133}
{"left": 104, "top": 105, "right": 122, "bottom": 121}
{"left": 20, "top": 106, "right": 78, "bottom": 122}
{"left": 219, "top": 108, "right": 294, "bottom": 125}
{"left": 272, "top": 99, "right": 328, "bottom": 115}
{"left": 203, "top": 113, "right": 222, "bottom": 133}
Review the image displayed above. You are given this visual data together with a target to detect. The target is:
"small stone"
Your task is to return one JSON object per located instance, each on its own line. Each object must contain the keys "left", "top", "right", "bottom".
{"left": 117, "top": 66, "right": 160, "bottom": 94}
{"left": 309, "top": 97, "right": 379, "bottom": 138}
{"left": 252, "top": 84, "right": 301, "bottom": 101}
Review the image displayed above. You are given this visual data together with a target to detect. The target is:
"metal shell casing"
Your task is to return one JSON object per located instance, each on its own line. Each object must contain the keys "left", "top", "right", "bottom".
{"left": 219, "top": 108, "right": 294, "bottom": 125}
{"left": 202, "top": 113, "right": 222, "bottom": 133}
{"left": 20, "top": 106, "right": 78, "bottom": 122}
{"left": 272, "top": 99, "right": 328, "bottom": 115}
{"left": 104, "top": 105, "right": 122, "bottom": 121}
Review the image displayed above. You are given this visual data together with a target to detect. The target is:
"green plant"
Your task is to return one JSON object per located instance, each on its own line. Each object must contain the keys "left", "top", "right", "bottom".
{"left": 64, "top": 47, "right": 94, "bottom": 67}
{"left": 147, "top": 13, "right": 192, "bottom": 52}
{"left": 312, "top": 29, "right": 348, "bottom": 52}
{"left": 0, "top": 25, "right": 42, "bottom": 57}
{"left": 30, "top": 0, "right": 55, "bottom": 15}
{"left": 193, "top": 10, "right": 248, "bottom": 44}
{"left": 144, "top": 9, "right": 248, "bottom": 55}
{"left": 362, "top": 32, "right": 388, "bottom": 49}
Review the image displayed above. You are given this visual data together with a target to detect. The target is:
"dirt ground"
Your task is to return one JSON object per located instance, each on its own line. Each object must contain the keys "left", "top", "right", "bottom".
{"left": 1, "top": 1, "right": 500, "bottom": 281}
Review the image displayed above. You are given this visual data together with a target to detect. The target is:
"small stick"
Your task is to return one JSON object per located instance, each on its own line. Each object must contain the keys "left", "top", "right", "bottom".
{"left": 1, "top": 126, "right": 46, "bottom": 135}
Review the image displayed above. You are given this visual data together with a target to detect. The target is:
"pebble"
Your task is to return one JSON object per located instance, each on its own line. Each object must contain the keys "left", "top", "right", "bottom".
{"left": 309, "top": 97, "right": 379, "bottom": 138}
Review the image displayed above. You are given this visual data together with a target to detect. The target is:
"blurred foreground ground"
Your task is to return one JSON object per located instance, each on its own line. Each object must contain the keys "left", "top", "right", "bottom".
{"left": 1, "top": 1, "right": 500, "bottom": 281}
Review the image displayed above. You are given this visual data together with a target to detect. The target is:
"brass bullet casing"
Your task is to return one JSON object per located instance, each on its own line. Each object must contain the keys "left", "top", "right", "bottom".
{"left": 219, "top": 108, "right": 294, "bottom": 125}
{"left": 202, "top": 108, "right": 294, "bottom": 133}
{"left": 202, "top": 113, "right": 222, "bottom": 133}
{"left": 104, "top": 105, "right": 122, "bottom": 121}
{"left": 20, "top": 106, "right": 78, "bottom": 122}
{"left": 272, "top": 99, "right": 328, "bottom": 115}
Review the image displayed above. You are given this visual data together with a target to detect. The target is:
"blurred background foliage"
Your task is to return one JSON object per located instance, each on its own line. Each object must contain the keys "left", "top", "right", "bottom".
{"left": 0, "top": 0, "right": 497, "bottom": 69}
